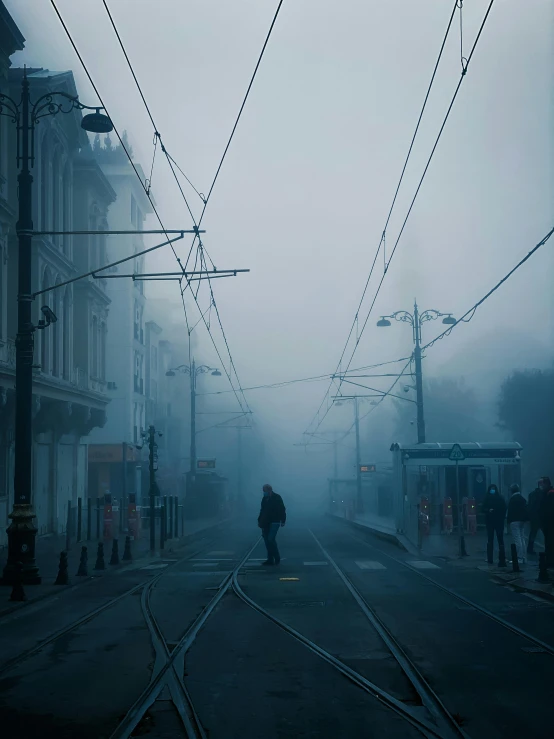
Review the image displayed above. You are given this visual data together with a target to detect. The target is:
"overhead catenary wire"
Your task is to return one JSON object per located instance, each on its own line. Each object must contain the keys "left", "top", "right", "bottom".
{"left": 303, "top": 0, "right": 496, "bottom": 443}
{"left": 421, "top": 226, "right": 554, "bottom": 352}
{"left": 50, "top": 0, "right": 248, "bottom": 414}
{"left": 301, "top": 0, "right": 460, "bottom": 440}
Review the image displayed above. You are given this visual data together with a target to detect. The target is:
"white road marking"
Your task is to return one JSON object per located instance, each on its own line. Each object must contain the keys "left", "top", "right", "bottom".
{"left": 304, "top": 561, "right": 329, "bottom": 566}
{"left": 355, "top": 561, "right": 386, "bottom": 570}
{"left": 407, "top": 560, "right": 440, "bottom": 570}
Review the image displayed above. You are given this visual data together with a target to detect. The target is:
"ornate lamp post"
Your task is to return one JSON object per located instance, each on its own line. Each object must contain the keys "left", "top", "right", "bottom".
{"left": 0, "top": 69, "right": 112, "bottom": 584}
{"left": 377, "top": 300, "right": 456, "bottom": 444}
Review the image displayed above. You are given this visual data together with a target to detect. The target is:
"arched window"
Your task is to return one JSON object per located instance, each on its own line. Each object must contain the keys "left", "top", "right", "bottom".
{"left": 52, "top": 278, "right": 61, "bottom": 377}
{"left": 92, "top": 315, "right": 98, "bottom": 378}
{"left": 62, "top": 289, "right": 71, "bottom": 380}
{"left": 40, "top": 268, "right": 52, "bottom": 373}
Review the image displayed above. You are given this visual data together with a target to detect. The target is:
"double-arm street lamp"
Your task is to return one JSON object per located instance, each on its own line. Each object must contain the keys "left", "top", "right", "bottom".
{"left": 165, "top": 359, "right": 221, "bottom": 488}
{"left": 377, "top": 300, "right": 456, "bottom": 445}
{"left": 0, "top": 69, "right": 113, "bottom": 584}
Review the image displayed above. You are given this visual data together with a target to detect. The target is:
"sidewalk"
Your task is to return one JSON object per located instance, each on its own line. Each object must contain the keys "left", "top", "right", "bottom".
{"left": 328, "top": 510, "right": 418, "bottom": 554}
{"left": 0, "top": 515, "right": 230, "bottom": 618}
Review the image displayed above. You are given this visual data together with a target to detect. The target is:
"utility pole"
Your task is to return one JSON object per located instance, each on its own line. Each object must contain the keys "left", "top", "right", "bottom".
{"left": 354, "top": 397, "right": 363, "bottom": 513}
{"left": 0, "top": 71, "right": 112, "bottom": 584}
{"left": 189, "top": 358, "right": 197, "bottom": 482}
{"left": 412, "top": 301, "right": 426, "bottom": 445}
{"left": 148, "top": 425, "right": 158, "bottom": 553}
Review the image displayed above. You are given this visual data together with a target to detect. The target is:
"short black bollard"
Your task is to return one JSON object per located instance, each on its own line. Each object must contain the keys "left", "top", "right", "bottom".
{"left": 538, "top": 552, "right": 549, "bottom": 583}
{"left": 94, "top": 542, "right": 106, "bottom": 571}
{"left": 9, "top": 562, "right": 27, "bottom": 602}
{"left": 55, "top": 551, "right": 69, "bottom": 585}
{"left": 498, "top": 545, "right": 507, "bottom": 568}
{"left": 109, "top": 539, "right": 120, "bottom": 566}
{"left": 511, "top": 543, "right": 520, "bottom": 573}
{"left": 77, "top": 546, "right": 88, "bottom": 577}
{"left": 122, "top": 536, "right": 132, "bottom": 562}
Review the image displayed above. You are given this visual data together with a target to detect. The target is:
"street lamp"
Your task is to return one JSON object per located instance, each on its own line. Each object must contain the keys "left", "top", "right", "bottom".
{"left": 0, "top": 69, "right": 112, "bottom": 585}
{"left": 165, "top": 359, "right": 220, "bottom": 488}
{"left": 377, "top": 300, "right": 456, "bottom": 445}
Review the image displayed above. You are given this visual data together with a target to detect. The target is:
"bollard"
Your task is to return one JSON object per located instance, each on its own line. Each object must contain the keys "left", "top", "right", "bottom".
{"left": 511, "top": 543, "right": 520, "bottom": 573}
{"left": 498, "top": 545, "right": 507, "bottom": 568}
{"left": 55, "top": 551, "right": 69, "bottom": 585}
{"left": 9, "top": 562, "right": 27, "bottom": 602}
{"left": 94, "top": 542, "right": 106, "bottom": 571}
{"left": 538, "top": 552, "right": 549, "bottom": 583}
{"left": 77, "top": 546, "right": 88, "bottom": 577}
{"left": 122, "top": 536, "right": 132, "bottom": 562}
{"left": 109, "top": 539, "right": 120, "bottom": 566}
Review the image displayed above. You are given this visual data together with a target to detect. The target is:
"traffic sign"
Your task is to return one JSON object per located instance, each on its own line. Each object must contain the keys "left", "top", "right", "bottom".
{"left": 449, "top": 444, "right": 465, "bottom": 461}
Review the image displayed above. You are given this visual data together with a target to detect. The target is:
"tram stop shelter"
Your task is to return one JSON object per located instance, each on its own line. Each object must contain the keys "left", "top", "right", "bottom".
{"left": 390, "top": 442, "right": 522, "bottom": 548}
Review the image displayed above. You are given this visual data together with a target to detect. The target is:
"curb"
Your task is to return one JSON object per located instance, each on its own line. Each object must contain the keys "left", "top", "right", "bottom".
{"left": 0, "top": 517, "right": 233, "bottom": 620}
{"left": 327, "top": 512, "right": 416, "bottom": 554}
{"left": 488, "top": 572, "right": 554, "bottom": 603}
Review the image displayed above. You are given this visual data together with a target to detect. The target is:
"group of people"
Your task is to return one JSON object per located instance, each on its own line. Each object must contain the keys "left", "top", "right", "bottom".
{"left": 483, "top": 477, "right": 554, "bottom": 567}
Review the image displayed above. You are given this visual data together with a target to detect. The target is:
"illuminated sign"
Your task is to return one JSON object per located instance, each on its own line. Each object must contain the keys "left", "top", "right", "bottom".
{"left": 197, "top": 459, "right": 216, "bottom": 469}
{"left": 360, "top": 464, "right": 376, "bottom": 473}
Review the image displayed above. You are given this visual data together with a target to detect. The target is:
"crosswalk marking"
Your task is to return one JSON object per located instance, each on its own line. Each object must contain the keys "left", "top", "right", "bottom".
{"left": 303, "top": 561, "right": 328, "bottom": 566}
{"left": 355, "top": 561, "right": 386, "bottom": 570}
{"left": 407, "top": 560, "right": 440, "bottom": 570}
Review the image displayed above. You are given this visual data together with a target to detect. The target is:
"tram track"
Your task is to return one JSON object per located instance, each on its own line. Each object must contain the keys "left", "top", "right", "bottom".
{"left": 0, "top": 531, "right": 237, "bottom": 677}
{"left": 344, "top": 529, "right": 554, "bottom": 657}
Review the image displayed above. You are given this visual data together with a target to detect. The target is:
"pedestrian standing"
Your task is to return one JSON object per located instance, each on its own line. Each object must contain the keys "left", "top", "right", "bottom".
{"left": 483, "top": 484, "right": 507, "bottom": 565}
{"left": 507, "top": 484, "right": 528, "bottom": 564}
{"left": 539, "top": 477, "right": 554, "bottom": 568}
{"left": 257, "top": 484, "right": 286, "bottom": 566}
{"left": 527, "top": 479, "right": 546, "bottom": 556}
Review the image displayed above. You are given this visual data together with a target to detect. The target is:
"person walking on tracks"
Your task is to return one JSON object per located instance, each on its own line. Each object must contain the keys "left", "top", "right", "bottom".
{"left": 507, "top": 484, "right": 528, "bottom": 564}
{"left": 258, "top": 484, "right": 286, "bottom": 566}
{"left": 527, "top": 479, "right": 546, "bottom": 556}
{"left": 483, "top": 484, "right": 506, "bottom": 565}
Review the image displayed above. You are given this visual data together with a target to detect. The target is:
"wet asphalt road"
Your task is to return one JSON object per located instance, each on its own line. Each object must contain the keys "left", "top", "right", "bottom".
{"left": 0, "top": 515, "right": 552, "bottom": 739}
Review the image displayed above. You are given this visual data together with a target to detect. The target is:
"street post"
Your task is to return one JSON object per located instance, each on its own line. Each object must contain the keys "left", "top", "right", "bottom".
{"left": 449, "top": 444, "right": 467, "bottom": 557}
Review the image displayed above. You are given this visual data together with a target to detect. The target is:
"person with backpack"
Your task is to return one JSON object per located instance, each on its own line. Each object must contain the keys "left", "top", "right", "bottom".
{"left": 483, "top": 483, "right": 507, "bottom": 566}
{"left": 507, "top": 483, "right": 528, "bottom": 564}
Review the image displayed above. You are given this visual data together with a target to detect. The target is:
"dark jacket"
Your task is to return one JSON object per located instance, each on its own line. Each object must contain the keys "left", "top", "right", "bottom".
{"left": 482, "top": 491, "right": 506, "bottom": 525}
{"left": 540, "top": 489, "right": 554, "bottom": 531}
{"left": 528, "top": 488, "right": 544, "bottom": 524}
{"left": 507, "top": 493, "right": 528, "bottom": 525}
{"left": 258, "top": 493, "right": 286, "bottom": 529}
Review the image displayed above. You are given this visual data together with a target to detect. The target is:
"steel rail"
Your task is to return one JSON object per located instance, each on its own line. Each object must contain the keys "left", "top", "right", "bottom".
{"left": 231, "top": 571, "right": 445, "bottom": 738}
{"left": 109, "top": 537, "right": 261, "bottom": 739}
{"left": 344, "top": 528, "right": 554, "bottom": 657}
{"left": 309, "top": 529, "right": 469, "bottom": 739}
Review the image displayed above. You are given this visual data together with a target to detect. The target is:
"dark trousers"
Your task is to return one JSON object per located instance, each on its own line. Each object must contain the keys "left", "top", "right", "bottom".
{"left": 528, "top": 521, "right": 541, "bottom": 553}
{"left": 486, "top": 520, "right": 504, "bottom": 548}
{"left": 262, "top": 523, "right": 281, "bottom": 564}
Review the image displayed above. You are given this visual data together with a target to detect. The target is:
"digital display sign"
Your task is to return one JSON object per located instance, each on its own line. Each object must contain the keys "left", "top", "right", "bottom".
{"left": 197, "top": 459, "right": 216, "bottom": 469}
{"left": 360, "top": 464, "right": 376, "bottom": 473}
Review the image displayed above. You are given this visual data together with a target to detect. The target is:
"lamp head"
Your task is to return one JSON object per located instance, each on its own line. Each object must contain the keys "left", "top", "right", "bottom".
{"left": 81, "top": 109, "right": 113, "bottom": 133}
{"left": 377, "top": 317, "right": 391, "bottom": 327}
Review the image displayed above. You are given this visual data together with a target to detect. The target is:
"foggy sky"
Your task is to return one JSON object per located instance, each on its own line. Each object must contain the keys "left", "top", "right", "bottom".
{"left": 7, "top": 1, "right": 553, "bottom": 492}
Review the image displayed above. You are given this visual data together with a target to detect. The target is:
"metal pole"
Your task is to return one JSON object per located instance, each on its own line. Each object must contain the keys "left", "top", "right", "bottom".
{"left": 2, "top": 72, "right": 41, "bottom": 584}
{"left": 77, "top": 497, "right": 82, "bottom": 542}
{"left": 237, "top": 426, "right": 243, "bottom": 509}
{"left": 413, "top": 301, "right": 426, "bottom": 445}
{"left": 96, "top": 497, "right": 101, "bottom": 540}
{"left": 456, "top": 459, "right": 462, "bottom": 556}
{"left": 149, "top": 426, "right": 156, "bottom": 553}
{"left": 190, "top": 359, "right": 197, "bottom": 479}
{"left": 87, "top": 498, "right": 92, "bottom": 541}
{"left": 169, "top": 495, "right": 174, "bottom": 540}
{"left": 121, "top": 442, "right": 128, "bottom": 534}
{"left": 354, "top": 398, "right": 363, "bottom": 514}
{"left": 65, "top": 501, "right": 72, "bottom": 552}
